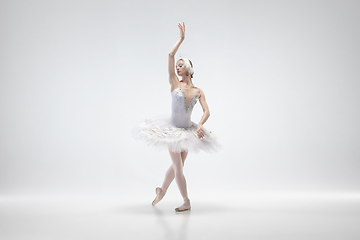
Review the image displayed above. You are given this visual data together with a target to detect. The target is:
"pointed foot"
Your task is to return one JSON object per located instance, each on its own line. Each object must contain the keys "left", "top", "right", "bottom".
{"left": 152, "top": 187, "right": 166, "bottom": 206}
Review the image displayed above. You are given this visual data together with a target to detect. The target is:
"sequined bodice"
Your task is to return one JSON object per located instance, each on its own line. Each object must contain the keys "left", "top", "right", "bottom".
{"left": 170, "top": 88, "right": 200, "bottom": 128}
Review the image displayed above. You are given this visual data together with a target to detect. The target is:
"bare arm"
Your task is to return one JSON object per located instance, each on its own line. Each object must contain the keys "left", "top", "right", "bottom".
{"left": 168, "top": 22, "right": 185, "bottom": 87}
{"left": 197, "top": 89, "right": 210, "bottom": 138}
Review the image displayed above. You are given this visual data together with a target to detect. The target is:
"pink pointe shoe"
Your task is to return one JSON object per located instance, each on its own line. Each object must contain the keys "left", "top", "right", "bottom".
{"left": 175, "top": 200, "right": 191, "bottom": 212}
{"left": 152, "top": 187, "right": 166, "bottom": 206}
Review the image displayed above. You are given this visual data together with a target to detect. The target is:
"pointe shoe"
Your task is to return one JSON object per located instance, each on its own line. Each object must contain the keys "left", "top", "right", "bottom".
{"left": 175, "top": 200, "right": 191, "bottom": 212}
{"left": 152, "top": 187, "right": 166, "bottom": 206}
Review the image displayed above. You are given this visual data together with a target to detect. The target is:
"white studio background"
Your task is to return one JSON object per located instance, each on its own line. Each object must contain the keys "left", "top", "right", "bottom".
{"left": 0, "top": 0, "right": 359, "bottom": 197}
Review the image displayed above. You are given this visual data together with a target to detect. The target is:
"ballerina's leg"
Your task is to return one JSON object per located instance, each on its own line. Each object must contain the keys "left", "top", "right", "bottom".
{"left": 161, "top": 151, "right": 188, "bottom": 191}
{"left": 168, "top": 150, "right": 190, "bottom": 202}
{"left": 152, "top": 151, "right": 189, "bottom": 206}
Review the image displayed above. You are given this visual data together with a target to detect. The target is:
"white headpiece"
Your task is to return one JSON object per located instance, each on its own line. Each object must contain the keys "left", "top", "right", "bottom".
{"left": 179, "top": 58, "right": 194, "bottom": 76}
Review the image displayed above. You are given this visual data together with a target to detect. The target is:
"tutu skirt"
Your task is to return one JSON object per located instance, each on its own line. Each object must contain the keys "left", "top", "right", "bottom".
{"left": 133, "top": 117, "right": 220, "bottom": 153}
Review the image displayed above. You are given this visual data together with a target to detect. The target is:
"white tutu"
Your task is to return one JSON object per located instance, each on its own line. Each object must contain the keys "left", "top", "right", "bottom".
{"left": 133, "top": 117, "right": 220, "bottom": 153}
{"left": 133, "top": 88, "right": 220, "bottom": 153}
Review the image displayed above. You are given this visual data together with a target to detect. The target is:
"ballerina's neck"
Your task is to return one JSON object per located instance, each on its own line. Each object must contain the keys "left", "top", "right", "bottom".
{"left": 180, "top": 77, "right": 193, "bottom": 86}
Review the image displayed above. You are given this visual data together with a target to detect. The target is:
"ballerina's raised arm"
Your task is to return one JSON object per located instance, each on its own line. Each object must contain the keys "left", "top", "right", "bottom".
{"left": 168, "top": 22, "right": 185, "bottom": 89}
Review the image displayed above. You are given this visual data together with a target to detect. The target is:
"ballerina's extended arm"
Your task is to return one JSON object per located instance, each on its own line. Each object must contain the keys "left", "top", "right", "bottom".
{"left": 197, "top": 90, "right": 210, "bottom": 139}
{"left": 168, "top": 22, "right": 185, "bottom": 88}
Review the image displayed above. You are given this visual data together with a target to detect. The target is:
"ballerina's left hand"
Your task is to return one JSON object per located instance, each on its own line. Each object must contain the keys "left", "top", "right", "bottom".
{"left": 197, "top": 124, "right": 205, "bottom": 139}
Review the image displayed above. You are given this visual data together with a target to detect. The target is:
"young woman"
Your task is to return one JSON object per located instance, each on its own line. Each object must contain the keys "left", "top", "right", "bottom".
{"left": 135, "top": 22, "right": 220, "bottom": 212}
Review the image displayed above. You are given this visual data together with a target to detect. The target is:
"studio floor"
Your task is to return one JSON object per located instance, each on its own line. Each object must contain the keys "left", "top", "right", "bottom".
{"left": 1, "top": 191, "right": 359, "bottom": 240}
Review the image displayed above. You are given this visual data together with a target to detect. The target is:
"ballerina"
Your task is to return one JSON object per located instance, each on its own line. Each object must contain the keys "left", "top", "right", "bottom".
{"left": 134, "top": 22, "right": 220, "bottom": 212}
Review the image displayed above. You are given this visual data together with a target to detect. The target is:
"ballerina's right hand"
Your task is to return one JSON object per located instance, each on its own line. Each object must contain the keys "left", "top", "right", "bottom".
{"left": 178, "top": 22, "right": 185, "bottom": 40}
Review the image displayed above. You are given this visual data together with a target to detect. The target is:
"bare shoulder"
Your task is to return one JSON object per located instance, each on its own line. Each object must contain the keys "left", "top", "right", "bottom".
{"left": 196, "top": 87, "right": 204, "bottom": 96}
{"left": 191, "top": 85, "right": 201, "bottom": 92}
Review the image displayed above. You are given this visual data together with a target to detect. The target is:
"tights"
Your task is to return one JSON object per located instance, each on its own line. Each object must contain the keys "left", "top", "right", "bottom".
{"left": 161, "top": 149, "right": 190, "bottom": 202}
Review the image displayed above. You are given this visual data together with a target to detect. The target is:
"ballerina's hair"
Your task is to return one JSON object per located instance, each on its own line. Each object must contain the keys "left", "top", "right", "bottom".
{"left": 179, "top": 57, "right": 194, "bottom": 78}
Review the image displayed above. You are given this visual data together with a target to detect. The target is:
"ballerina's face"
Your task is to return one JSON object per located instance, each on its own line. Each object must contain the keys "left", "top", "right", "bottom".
{"left": 176, "top": 60, "right": 187, "bottom": 76}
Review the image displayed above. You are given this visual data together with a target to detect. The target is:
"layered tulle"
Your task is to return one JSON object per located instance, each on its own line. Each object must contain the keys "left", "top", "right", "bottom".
{"left": 133, "top": 117, "right": 220, "bottom": 153}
